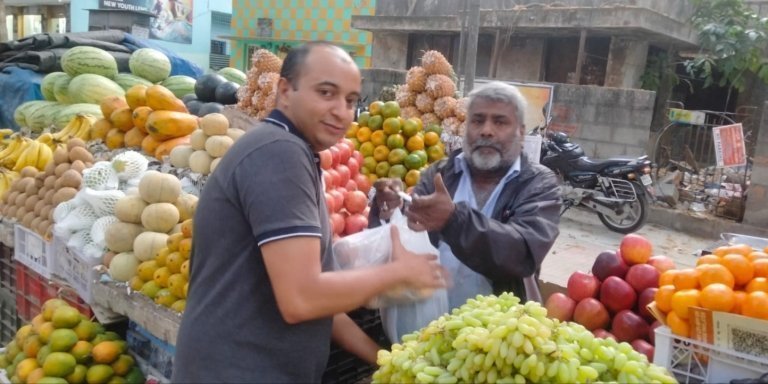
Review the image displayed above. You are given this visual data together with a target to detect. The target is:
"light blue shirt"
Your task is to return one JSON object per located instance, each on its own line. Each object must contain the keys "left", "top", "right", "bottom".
{"left": 440, "top": 153, "right": 521, "bottom": 309}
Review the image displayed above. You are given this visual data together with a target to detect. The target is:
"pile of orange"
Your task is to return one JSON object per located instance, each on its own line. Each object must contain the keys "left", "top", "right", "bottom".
{"left": 654, "top": 244, "right": 768, "bottom": 338}
{"left": 347, "top": 100, "right": 445, "bottom": 188}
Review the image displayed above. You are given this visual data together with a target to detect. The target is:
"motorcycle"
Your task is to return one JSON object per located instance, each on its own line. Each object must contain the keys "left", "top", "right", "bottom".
{"left": 532, "top": 128, "right": 655, "bottom": 233}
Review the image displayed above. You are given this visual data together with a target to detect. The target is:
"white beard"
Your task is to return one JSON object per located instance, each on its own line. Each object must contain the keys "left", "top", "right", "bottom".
{"left": 469, "top": 149, "right": 502, "bottom": 171}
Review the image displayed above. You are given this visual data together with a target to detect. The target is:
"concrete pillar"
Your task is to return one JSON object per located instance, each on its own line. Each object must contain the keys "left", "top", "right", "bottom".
{"left": 371, "top": 32, "right": 409, "bottom": 70}
{"left": 604, "top": 37, "right": 649, "bottom": 89}
{"left": 494, "top": 37, "right": 545, "bottom": 82}
{"left": 742, "top": 101, "right": 768, "bottom": 227}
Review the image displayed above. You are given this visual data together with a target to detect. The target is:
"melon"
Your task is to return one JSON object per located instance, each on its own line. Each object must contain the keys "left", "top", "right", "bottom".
{"left": 161, "top": 75, "right": 197, "bottom": 99}
{"left": 26, "top": 102, "right": 63, "bottom": 132}
{"left": 217, "top": 67, "right": 246, "bottom": 85}
{"left": 105, "top": 222, "right": 145, "bottom": 253}
{"left": 67, "top": 74, "right": 125, "bottom": 105}
{"left": 53, "top": 104, "right": 104, "bottom": 130}
{"left": 41, "top": 72, "right": 70, "bottom": 101}
{"left": 194, "top": 73, "right": 227, "bottom": 102}
{"left": 138, "top": 171, "right": 182, "bottom": 204}
{"left": 129, "top": 48, "right": 172, "bottom": 83}
{"left": 141, "top": 203, "right": 180, "bottom": 233}
{"left": 109, "top": 252, "right": 140, "bottom": 282}
{"left": 113, "top": 73, "right": 153, "bottom": 91}
{"left": 53, "top": 74, "right": 74, "bottom": 103}
{"left": 133, "top": 231, "right": 169, "bottom": 262}
{"left": 13, "top": 100, "right": 49, "bottom": 128}
{"left": 61, "top": 46, "right": 119, "bottom": 79}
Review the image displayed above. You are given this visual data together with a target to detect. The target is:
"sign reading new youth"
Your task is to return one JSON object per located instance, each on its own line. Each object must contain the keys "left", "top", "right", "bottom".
{"left": 99, "top": 0, "right": 151, "bottom": 13}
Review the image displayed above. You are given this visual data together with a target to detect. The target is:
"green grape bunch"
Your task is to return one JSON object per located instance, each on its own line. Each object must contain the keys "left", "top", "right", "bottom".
{"left": 372, "top": 293, "right": 677, "bottom": 384}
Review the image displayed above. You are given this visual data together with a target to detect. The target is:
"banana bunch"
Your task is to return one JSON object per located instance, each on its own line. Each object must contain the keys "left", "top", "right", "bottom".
{"left": 0, "top": 135, "right": 34, "bottom": 169}
{"left": 53, "top": 113, "right": 96, "bottom": 142}
{"left": 0, "top": 129, "right": 14, "bottom": 147}
{"left": 12, "top": 139, "right": 53, "bottom": 172}
{"left": 0, "top": 169, "right": 19, "bottom": 199}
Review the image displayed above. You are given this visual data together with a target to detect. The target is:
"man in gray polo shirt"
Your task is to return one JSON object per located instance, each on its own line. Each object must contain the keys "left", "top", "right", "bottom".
{"left": 172, "top": 42, "right": 448, "bottom": 383}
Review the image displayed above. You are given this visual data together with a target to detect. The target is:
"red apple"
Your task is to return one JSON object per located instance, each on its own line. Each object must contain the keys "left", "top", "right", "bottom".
{"left": 567, "top": 271, "right": 601, "bottom": 302}
{"left": 344, "top": 190, "right": 368, "bottom": 215}
{"left": 340, "top": 138, "right": 356, "bottom": 153}
{"left": 631, "top": 339, "right": 655, "bottom": 361}
{"left": 352, "top": 150, "right": 363, "bottom": 165}
{"left": 345, "top": 179, "right": 358, "bottom": 191}
{"left": 612, "top": 310, "right": 650, "bottom": 342}
{"left": 336, "top": 164, "right": 351, "bottom": 187}
{"left": 335, "top": 143, "right": 351, "bottom": 165}
{"left": 592, "top": 250, "right": 629, "bottom": 281}
{"left": 649, "top": 320, "right": 663, "bottom": 345}
{"left": 329, "top": 190, "right": 344, "bottom": 212}
{"left": 326, "top": 169, "right": 341, "bottom": 188}
{"left": 637, "top": 287, "right": 659, "bottom": 323}
{"left": 319, "top": 150, "right": 333, "bottom": 170}
{"left": 573, "top": 298, "right": 610, "bottom": 331}
{"left": 544, "top": 292, "right": 576, "bottom": 322}
{"left": 329, "top": 213, "right": 345, "bottom": 235}
{"left": 329, "top": 145, "right": 341, "bottom": 168}
{"left": 354, "top": 174, "right": 372, "bottom": 195}
{"left": 322, "top": 171, "right": 333, "bottom": 192}
{"left": 625, "top": 264, "right": 660, "bottom": 293}
{"left": 592, "top": 328, "right": 617, "bottom": 341}
{"left": 346, "top": 157, "right": 360, "bottom": 177}
{"left": 325, "top": 192, "right": 337, "bottom": 213}
{"left": 647, "top": 255, "right": 676, "bottom": 273}
{"left": 345, "top": 213, "right": 368, "bottom": 235}
{"left": 620, "top": 234, "right": 653, "bottom": 265}
{"left": 600, "top": 276, "right": 637, "bottom": 314}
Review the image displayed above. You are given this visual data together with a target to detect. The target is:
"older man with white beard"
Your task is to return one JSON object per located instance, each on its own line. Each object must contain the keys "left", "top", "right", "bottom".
{"left": 370, "top": 81, "right": 562, "bottom": 310}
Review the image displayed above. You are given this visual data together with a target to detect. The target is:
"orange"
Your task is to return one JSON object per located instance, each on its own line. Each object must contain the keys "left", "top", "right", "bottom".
{"left": 368, "top": 115, "right": 384, "bottom": 131}
{"left": 381, "top": 101, "right": 401, "bottom": 119}
{"left": 745, "top": 277, "right": 768, "bottom": 293}
{"left": 696, "top": 254, "right": 722, "bottom": 266}
{"left": 667, "top": 311, "right": 690, "bottom": 338}
{"left": 362, "top": 156, "right": 377, "bottom": 173}
{"left": 345, "top": 122, "right": 359, "bottom": 139}
{"left": 357, "top": 111, "right": 370, "bottom": 127}
{"left": 387, "top": 148, "right": 408, "bottom": 165}
{"left": 748, "top": 251, "right": 768, "bottom": 262}
{"left": 427, "top": 144, "right": 445, "bottom": 163}
{"left": 388, "top": 164, "right": 408, "bottom": 180}
{"left": 356, "top": 126, "right": 372, "bottom": 143}
{"left": 374, "top": 162, "right": 390, "bottom": 178}
{"left": 742, "top": 291, "right": 768, "bottom": 319}
{"left": 732, "top": 290, "right": 747, "bottom": 314}
{"left": 753, "top": 258, "right": 768, "bottom": 278}
{"left": 406, "top": 135, "right": 425, "bottom": 152}
{"left": 382, "top": 117, "right": 401, "bottom": 135}
{"left": 659, "top": 270, "right": 679, "bottom": 286}
{"left": 696, "top": 264, "right": 735, "bottom": 289}
{"left": 367, "top": 173, "right": 378, "bottom": 184}
{"left": 350, "top": 138, "right": 361, "bottom": 150}
{"left": 721, "top": 254, "right": 754, "bottom": 286}
{"left": 404, "top": 170, "right": 421, "bottom": 187}
{"left": 370, "top": 130, "right": 387, "bottom": 147}
{"left": 672, "top": 268, "right": 700, "bottom": 290}
{"left": 764, "top": 246, "right": 768, "bottom": 253}
{"left": 369, "top": 101, "right": 384, "bottom": 116}
{"left": 712, "top": 246, "right": 731, "bottom": 257}
{"left": 424, "top": 131, "right": 440, "bottom": 147}
{"left": 425, "top": 122, "right": 443, "bottom": 135}
{"left": 402, "top": 118, "right": 421, "bottom": 137}
{"left": 731, "top": 244, "right": 754, "bottom": 257}
{"left": 373, "top": 145, "right": 390, "bottom": 162}
{"left": 654, "top": 285, "right": 676, "bottom": 313}
{"left": 404, "top": 153, "right": 424, "bottom": 170}
{"left": 699, "top": 283, "right": 735, "bottom": 312}
{"left": 359, "top": 142, "right": 375, "bottom": 157}
{"left": 671, "top": 289, "right": 700, "bottom": 320}
{"left": 386, "top": 134, "right": 405, "bottom": 149}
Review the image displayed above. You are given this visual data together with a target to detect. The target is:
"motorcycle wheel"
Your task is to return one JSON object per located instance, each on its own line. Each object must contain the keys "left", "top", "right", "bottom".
{"left": 597, "top": 183, "right": 648, "bottom": 234}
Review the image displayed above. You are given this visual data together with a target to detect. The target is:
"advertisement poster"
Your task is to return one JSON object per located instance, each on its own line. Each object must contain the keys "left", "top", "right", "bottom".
{"left": 475, "top": 79, "right": 553, "bottom": 132}
{"left": 713, "top": 123, "right": 747, "bottom": 167}
{"left": 149, "top": 0, "right": 193, "bottom": 44}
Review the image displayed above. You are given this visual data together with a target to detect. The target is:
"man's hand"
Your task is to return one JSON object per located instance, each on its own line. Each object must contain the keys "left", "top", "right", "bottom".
{"left": 373, "top": 178, "right": 404, "bottom": 221}
{"left": 389, "top": 226, "right": 448, "bottom": 290}
{"left": 405, "top": 173, "right": 455, "bottom": 232}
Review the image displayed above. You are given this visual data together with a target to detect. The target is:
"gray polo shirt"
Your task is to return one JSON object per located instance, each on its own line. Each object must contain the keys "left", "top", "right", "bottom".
{"left": 173, "top": 110, "right": 334, "bottom": 383}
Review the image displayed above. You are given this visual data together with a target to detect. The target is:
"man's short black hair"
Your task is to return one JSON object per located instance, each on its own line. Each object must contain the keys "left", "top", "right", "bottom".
{"left": 280, "top": 41, "right": 342, "bottom": 90}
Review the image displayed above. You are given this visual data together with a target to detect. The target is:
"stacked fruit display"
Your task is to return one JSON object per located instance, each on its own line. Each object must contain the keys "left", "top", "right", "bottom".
{"left": 236, "top": 49, "right": 282, "bottom": 120}
{"left": 652, "top": 243, "right": 768, "bottom": 339}
{"left": 351, "top": 101, "right": 445, "bottom": 189}
{"left": 373, "top": 292, "right": 676, "bottom": 383}
{"left": 168, "top": 113, "right": 245, "bottom": 175}
{"left": 183, "top": 73, "right": 241, "bottom": 116}
{"left": 545, "top": 234, "right": 672, "bottom": 361}
{"left": 0, "top": 298, "right": 144, "bottom": 383}
{"left": 319, "top": 139, "right": 371, "bottom": 238}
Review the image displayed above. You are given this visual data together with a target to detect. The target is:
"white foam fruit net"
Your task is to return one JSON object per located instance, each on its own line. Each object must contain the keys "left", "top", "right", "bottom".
{"left": 52, "top": 200, "right": 75, "bottom": 223}
{"left": 112, "top": 151, "right": 149, "bottom": 181}
{"left": 82, "top": 161, "right": 120, "bottom": 191}
{"left": 67, "top": 229, "right": 93, "bottom": 252}
{"left": 53, "top": 204, "right": 99, "bottom": 237}
{"left": 90, "top": 215, "right": 120, "bottom": 250}
{"left": 80, "top": 188, "right": 126, "bottom": 217}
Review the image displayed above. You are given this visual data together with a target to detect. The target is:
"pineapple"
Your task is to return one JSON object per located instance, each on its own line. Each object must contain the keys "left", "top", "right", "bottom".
{"left": 415, "top": 92, "right": 434, "bottom": 113}
{"left": 421, "top": 50, "right": 453, "bottom": 76}
{"left": 395, "top": 86, "right": 417, "bottom": 107}
{"left": 421, "top": 112, "right": 440, "bottom": 127}
{"left": 401, "top": 106, "right": 421, "bottom": 119}
{"left": 442, "top": 117, "right": 462, "bottom": 136}
{"left": 455, "top": 97, "right": 469, "bottom": 121}
{"left": 251, "top": 49, "right": 283, "bottom": 76}
{"left": 237, "top": 87, "right": 252, "bottom": 109}
{"left": 426, "top": 74, "right": 456, "bottom": 99}
{"left": 264, "top": 90, "right": 277, "bottom": 111}
{"left": 252, "top": 93, "right": 265, "bottom": 111}
{"left": 258, "top": 72, "right": 280, "bottom": 95}
{"left": 406, "top": 66, "right": 428, "bottom": 92}
{"left": 433, "top": 96, "right": 457, "bottom": 119}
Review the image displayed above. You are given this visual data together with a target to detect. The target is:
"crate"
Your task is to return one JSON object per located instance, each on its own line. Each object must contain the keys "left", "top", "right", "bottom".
{"left": 55, "top": 238, "right": 99, "bottom": 304}
{"left": 322, "top": 308, "right": 389, "bottom": 384}
{"left": 13, "top": 225, "right": 55, "bottom": 279}
{"left": 126, "top": 321, "right": 174, "bottom": 381}
{"left": 0, "top": 289, "right": 18, "bottom": 345}
{"left": 0, "top": 245, "right": 14, "bottom": 293}
{"left": 654, "top": 325, "right": 768, "bottom": 383}
{"left": 0, "top": 219, "right": 15, "bottom": 248}
{"left": 14, "top": 263, "right": 92, "bottom": 323}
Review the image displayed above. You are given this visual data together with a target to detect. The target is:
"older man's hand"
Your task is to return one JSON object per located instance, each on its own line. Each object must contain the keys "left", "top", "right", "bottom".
{"left": 373, "top": 178, "right": 403, "bottom": 221}
{"left": 405, "top": 173, "right": 455, "bottom": 232}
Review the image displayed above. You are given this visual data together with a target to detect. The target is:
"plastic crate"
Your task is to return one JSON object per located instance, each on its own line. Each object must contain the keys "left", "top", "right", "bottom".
{"left": 0, "top": 289, "right": 18, "bottom": 345}
{"left": 654, "top": 325, "right": 768, "bottom": 383}
{"left": 13, "top": 225, "right": 55, "bottom": 279}
{"left": 0, "top": 245, "right": 14, "bottom": 293}
{"left": 14, "top": 263, "right": 92, "bottom": 323}
{"left": 55, "top": 238, "right": 99, "bottom": 304}
{"left": 322, "top": 308, "right": 389, "bottom": 384}
{"left": 126, "top": 321, "right": 175, "bottom": 381}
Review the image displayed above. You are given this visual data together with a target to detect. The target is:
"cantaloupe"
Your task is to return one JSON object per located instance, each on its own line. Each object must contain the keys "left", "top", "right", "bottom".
{"left": 141, "top": 203, "right": 180, "bottom": 233}
{"left": 174, "top": 194, "right": 198, "bottom": 222}
{"left": 114, "top": 195, "right": 148, "bottom": 224}
{"left": 200, "top": 113, "right": 229, "bottom": 136}
{"left": 133, "top": 231, "right": 169, "bottom": 262}
{"left": 169, "top": 145, "right": 194, "bottom": 168}
{"left": 204, "top": 135, "right": 233, "bottom": 158}
{"left": 109, "top": 252, "right": 139, "bottom": 282}
{"left": 138, "top": 170, "right": 181, "bottom": 204}
{"left": 189, "top": 151, "right": 213, "bottom": 175}
{"left": 105, "top": 222, "right": 145, "bottom": 253}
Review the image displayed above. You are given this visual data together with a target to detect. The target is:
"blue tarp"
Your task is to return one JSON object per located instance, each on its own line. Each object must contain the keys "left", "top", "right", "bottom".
{"left": 0, "top": 32, "right": 204, "bottom": 130}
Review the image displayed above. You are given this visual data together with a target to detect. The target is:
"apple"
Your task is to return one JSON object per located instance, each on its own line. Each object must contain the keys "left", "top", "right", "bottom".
{"left": 600, "top": 276, "right": 637, "bottom": 314}
{"left": 647, "top": 255, "right": 676, "bottom": 273}
{"left": 322, "top": 171, "right": 333, "bottom": 192}
{"left": 637, "top": 287, "right": 659, "bottom": 323}
{"left": 344, "top": 190, "right": 368, "bottom": 215}
{"left": 329, "top": 190, "right": 344, "bottom": 212}
{"left": 329, "top": 145, "right": 341, "bottom": 168}
{"left": 573, "top": 298, "right": 610, "bottom": 331}
{"left": 352, "top": 149, "right": 363, "bottom": 165}
{"left": 336, "top": 164, "right": 351, "bottom": 187}
{"left": 329, "top": 213, "right": 345, "bottom": 235}
{"left": 345, "top": 213, "right": 368, "bottom": 235}
{"left": 567, "top": 271, "right": 601, "bottom": 302}
{"left": 346, "top": 157, "right": 360, "bottom": 177}
{"left": 592, "top": 328, "right": 617, "bottom": 341}
{"left": 325, "top": 192, "right": 337, "bottom": 213}
{"left": 612, "top": 310, "right": 650, "bottom": 342}
{"left": 335, "top": 143, "right": 351, "bottom": 164}
{"left": 592, "top": 250, "right": 630, "bottom": 281}
{"left": 631, "top": 339, "right": 655, "bottom": 361}
{"left": 354, "top": 174, "right": 372, "bottom": 195}
{"left": 625, "top": 264, "right": 660, "bottom": 293}
{"left": 326, "top": 169, "right": 341, "bottom": 188}
{"left": 345, "top": 179, "right": 358, "bottom": 191}
{"left": 544, "top": 293, "right": 576, "bottom": 322}
{"left": 319, "top": 150, "right": 333, "bottom": 170}
{"left": 620, "top": 234, "right": 653, "bottom": 265}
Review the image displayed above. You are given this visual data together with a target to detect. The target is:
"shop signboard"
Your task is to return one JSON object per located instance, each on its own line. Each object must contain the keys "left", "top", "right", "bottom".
{"left": 713, "top": 123, "right": 747, "bottom": 167}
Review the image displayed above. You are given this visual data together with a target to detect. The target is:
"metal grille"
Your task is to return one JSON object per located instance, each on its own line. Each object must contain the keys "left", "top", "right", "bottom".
{"left": 211, "top": 40, "right": 226, "bottom": 55}
{"left": 211, "top": 11, "right": 232, "bottom": 26}
{"left": 604, "top": 178, "right": 637, "bottom": 201}
{"left": 209, "top": 54, "right": 230, "bottom": 70}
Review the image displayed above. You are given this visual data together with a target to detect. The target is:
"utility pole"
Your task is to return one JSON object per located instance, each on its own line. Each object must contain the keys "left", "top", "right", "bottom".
{"left": 463, "top": 0, "right": 480, "bottom": 96}
{"left": 456, "top": 0, "right": 468, "bottom": 90}
{"left": 0, "top": 0, "right": 7, "bottom": 42}
{"left": 573, "top": 29, "right": 587, "bottom": 85}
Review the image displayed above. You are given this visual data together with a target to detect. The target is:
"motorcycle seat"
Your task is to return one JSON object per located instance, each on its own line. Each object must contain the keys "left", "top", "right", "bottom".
{"left": 573, "top": 157, "right": 634, "bottom": 172}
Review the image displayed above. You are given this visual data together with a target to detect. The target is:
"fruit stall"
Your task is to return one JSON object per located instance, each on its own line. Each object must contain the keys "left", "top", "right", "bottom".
{"left": 0, "top": 40, "right": 763, "bottom": 384}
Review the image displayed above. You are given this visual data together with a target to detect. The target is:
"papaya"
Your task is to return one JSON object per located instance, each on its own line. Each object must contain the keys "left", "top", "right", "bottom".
{"left": 110, "top": 107, "right": 134, "bottom": 132}
{"left": 141, "top": 135, "right": 162, "bottom": 157}
{"left": 125, "top": 85, "right": 148, "bottom": 110}
{"left": 131, "top": 106, "right": 153, "bottom": 133}
{"left": 99, "top": 96, "right": 129, "bottom": 120}
{"left": 155, "top": 135, "right": 191, "bottom": 160}
{"left": 145, "top": 85, "right": 188, "bottom": 113}
{"left": 145, "top": 111, "right": 198, "bottom": 141}
{"left": 124, "top": 127, "right": 147, "bottom": 148}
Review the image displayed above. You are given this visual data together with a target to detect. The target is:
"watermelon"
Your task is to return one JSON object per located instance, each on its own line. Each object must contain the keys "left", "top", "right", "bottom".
{"left": 13, "top": 100, "right": 49, "bottom": 127}
{"left": 161, "top": 75, "right": 197, "bottom": 98}
{"left": 68, "top": 74, "right": 125, "bottom": 105}
{"left": 41, "top": 72, "right": 69, "bottom": 101}
{"left": 217, "top": 67, "right": 246, "bottom": 85}
{"left": 53, "top": 103, "right": 104, "bottom": 130}
{"left": 53, "top": 74, "right": 74, "bottom": 104}
{"left": 129, "top": 48, "right": 172, "bottom": 83}
{"left": 61, "top": 46, "right": 119, "bottom": 79}
{"left": 26, "top": 101, "right": 64, "bottom": 132}
{"left": 114, "top": 73, "right": 153, "bottom": 90}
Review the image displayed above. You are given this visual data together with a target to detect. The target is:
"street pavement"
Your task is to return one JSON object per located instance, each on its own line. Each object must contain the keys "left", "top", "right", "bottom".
{"left": 539, "top": 208, "right": 714, "bottom": 290}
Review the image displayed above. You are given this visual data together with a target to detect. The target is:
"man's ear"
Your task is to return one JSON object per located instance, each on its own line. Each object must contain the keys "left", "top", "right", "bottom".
{"left": 276, "top": 77, "right": 292, "bottom": 108}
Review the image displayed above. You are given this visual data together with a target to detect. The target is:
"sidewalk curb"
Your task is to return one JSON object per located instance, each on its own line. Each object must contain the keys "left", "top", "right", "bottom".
{"left": 647, "top": 205, "right": 768, "bottom": 240}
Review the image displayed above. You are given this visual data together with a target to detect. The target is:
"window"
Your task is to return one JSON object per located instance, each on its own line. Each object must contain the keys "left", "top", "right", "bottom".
{"left": 23, "top": 15, "right": 42, "bottom": 37}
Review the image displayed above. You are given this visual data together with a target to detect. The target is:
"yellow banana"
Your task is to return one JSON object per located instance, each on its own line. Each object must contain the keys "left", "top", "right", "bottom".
{"left": 0, "top": 129, "right": 14, "bottom": 140}
{"left": 13, "top": 140, "right": 39, "bottom": 172}
{"left": 2, "top": 137, "right": 30, "bottom": 168}
{"left": 73, "top": 115, "right": 95, "bottom": 140}
{"left": 0, "top": 135, "right": 21, "bottom": 160}
{"left": 35, "top": 141, "right": 53, "bottom": 170}
{"left": 37, "top": 132, "right": 54, "bottom": 145}
{"left": 53, "top": 116, "right": 80, "bottom": 141}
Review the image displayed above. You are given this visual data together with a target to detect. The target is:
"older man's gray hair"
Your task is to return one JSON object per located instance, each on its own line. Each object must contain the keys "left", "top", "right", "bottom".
{"left": 467, "top": 82, "right": 528, "bottom": 127}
